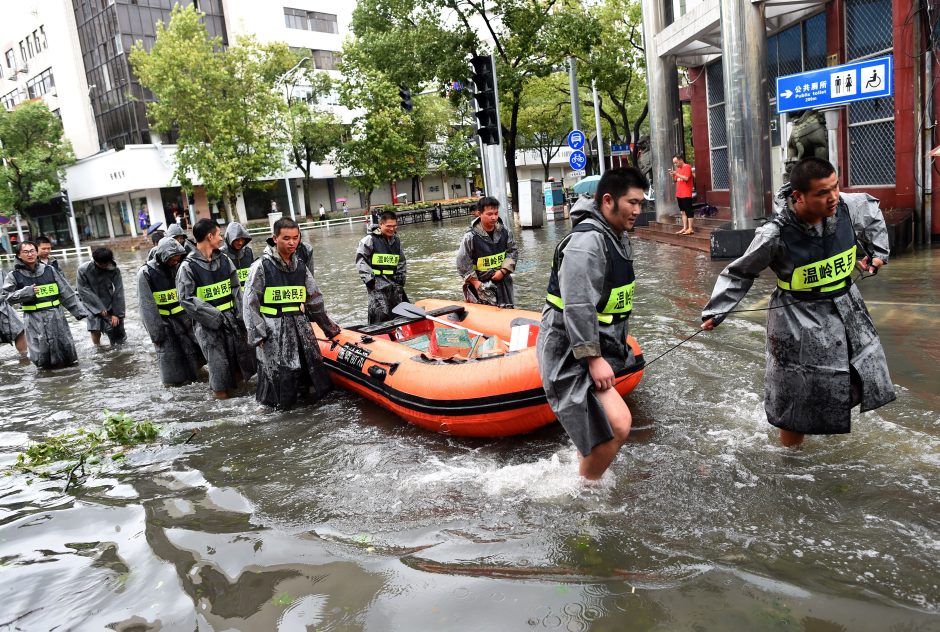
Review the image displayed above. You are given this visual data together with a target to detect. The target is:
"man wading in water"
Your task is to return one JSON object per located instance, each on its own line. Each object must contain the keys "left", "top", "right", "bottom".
{"left": 176, "top": 219, "right": 256, "bottom": 399}
{"left": 701, "top": 157, "right": 895, "bottom": 447}
{"left": 537, "top": 168, "right": 647, "bottom": 480}
{"left": 243, "top": 218, "right": 340, "bottom": 410}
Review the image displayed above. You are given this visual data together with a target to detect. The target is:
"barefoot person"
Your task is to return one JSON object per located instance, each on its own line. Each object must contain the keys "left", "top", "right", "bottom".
{"left": 669, "top": 154, "right": 695, "bottom": 235}
{"left": 701, "top": 157, "right": 895, "bottom": 447}
{"left": 538, "top": 168, "right": 647, "bottom": 480}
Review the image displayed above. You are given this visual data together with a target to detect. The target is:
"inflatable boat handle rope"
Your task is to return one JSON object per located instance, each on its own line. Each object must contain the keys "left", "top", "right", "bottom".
{"left": 636, "top": 266, "right": 879, "bottom": 374}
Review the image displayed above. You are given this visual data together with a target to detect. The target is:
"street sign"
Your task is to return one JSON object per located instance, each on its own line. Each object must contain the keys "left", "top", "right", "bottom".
{"left": 569, "top": 169, "right": 586, "bottom": 178}
{"left": 775, "top": 55, "right": 892, "bottom": 114}
{"left": 568, "top": 150, "right": 587, "bottom": 171}
{"left": 567, "top": 130, "right": 585, "bottom": 150}
{"left": 610, "top": 143, "right": 630, "bottom": 155}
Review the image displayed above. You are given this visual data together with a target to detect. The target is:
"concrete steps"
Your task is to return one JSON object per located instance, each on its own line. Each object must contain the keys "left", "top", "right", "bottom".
{"left": 633, "top": 214, "right": 728, "bottom": 252}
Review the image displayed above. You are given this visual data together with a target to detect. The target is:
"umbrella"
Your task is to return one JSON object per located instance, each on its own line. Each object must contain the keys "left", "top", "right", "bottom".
{"left": 572, "top": 175, "right": 601, "bottom": 195}
{"left": 336, "top": 197, "right": 348, "bottom": 203}
{"left": 146, "top": 222, "right": 164, "bottom": 235}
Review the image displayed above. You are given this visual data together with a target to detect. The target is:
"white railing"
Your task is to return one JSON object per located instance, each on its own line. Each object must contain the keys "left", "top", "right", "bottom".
{"left": 0, "top": 245, "right": 92, "bottom": 264}
{"left": 245, "top": 215, "right": 369, "bottom": 237}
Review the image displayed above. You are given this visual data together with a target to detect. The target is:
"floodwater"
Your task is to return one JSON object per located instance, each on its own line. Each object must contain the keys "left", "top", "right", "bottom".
{"left": 0, "top": 216, "right": 937, "bottom": 631}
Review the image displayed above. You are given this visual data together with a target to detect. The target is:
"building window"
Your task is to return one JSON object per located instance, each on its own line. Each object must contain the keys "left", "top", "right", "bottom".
{"left": 311, "top": 49, "right": 341, "bottom": 71}
{"left": 40, "top": 26, "right": 48, "bottom": 49}
{"left": 2, "top": 89, "right": 21, "bottom": 111}
{"left": 4, "top": 49, "right": 14, "bottom": 69}
{"left": 19, "top": 42, "right": 28, "bottom": 64}
{"left": 284, "top": 8, "right": 338, "bottom": 34}
{"left": 706, "top": 61, "right": 729, "bottom": 190}
{"left": 845, "top": 0, "right": 894, "bottom": 186}
{"left": 26, "top": 68, "right": 55, "bottom": 99}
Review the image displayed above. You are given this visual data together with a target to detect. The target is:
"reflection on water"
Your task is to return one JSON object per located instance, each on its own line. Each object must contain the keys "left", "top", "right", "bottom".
{"left": 0, "top": 218, "right": 937, "bottom": 630}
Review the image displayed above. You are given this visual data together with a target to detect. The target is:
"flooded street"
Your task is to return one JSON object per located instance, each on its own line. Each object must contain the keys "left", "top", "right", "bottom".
{"left": 0, "top": 216, "right": 937, "bottom": 631}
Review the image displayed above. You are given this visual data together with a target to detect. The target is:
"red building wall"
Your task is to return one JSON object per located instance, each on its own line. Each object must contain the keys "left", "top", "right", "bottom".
{"left": 687, "top": 0, "right": 936, "bottom": 237}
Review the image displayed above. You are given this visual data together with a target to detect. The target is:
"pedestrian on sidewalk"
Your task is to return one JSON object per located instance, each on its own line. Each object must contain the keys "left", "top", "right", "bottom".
{"left": 670, "top": 155, "right": 695, "bottom": 235}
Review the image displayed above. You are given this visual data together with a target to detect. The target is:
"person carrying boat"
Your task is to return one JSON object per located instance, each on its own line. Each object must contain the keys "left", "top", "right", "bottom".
{"left": 176, "top": 219, "right": 256, "bottom": 399}
{"left": 220, "top": 222, "right": 255, "bottom": 288}
{"left": 456, "top": 196, "right": 517, "bottom": 307}
{"left": 76, "top": 247, "right": 127, "bottom": 346}
{"left": 243, "top": 218, "right": 341, "bottom": 410}
{"left": 0, "top": 269, "right": 28, "bottom": 357}
{"left": 356, "top": 210, "right": 407, "bottom": 324}
{"left": 137, "top": 236, "right": 206, "bottom": 385}
{"left": 1, "top": 240, "right": 89, "bottom": 369}
{"left": 701, "top": 157, "right": 895, "bottom": 447}
{"left": 537, "top": 167, "right": 647, "bottom": 480}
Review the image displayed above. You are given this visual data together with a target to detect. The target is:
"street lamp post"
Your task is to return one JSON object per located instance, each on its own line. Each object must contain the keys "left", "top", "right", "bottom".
{"left": 275, "top": 57, "right": 311, "bottom": 222}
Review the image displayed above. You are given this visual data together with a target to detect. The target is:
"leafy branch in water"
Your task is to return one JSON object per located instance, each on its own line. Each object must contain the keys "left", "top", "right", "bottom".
{"left": 11, "top": 410, "right": 160, "bottom": 491}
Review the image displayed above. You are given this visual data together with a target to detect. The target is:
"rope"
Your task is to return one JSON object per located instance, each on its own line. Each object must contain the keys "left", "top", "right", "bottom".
{"left": 637, "top": 269, "right": 877, "bottom": 372}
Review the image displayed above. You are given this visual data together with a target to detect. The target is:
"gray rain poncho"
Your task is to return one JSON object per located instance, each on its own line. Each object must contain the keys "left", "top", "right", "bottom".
{"left": 243, "top": 239, "right": 341, "bottom": 410}
{"left": 355, "top": 228, "right": 407, "bottom": 323}
{"left": 176, "top": 244, "right": 256, "bottom": 392}
{"left": 165, "top": 224, "right": 197, "bottom": 255}
{"left": 76, "top": 259, "right": 127, "bottom": 344}
{"left": 137, "top": 237, "right": 206, "bottom": 385}
{"left": 220, "top": 222, "right": 255, "bottom": 286}
{"left": 701, "top": 187, "right": 896, "bottom": 434}
{"left": 0, "top": 270, "right": 25, "bottom": 345}
{"left": 1, "top": 260, "right": 89, "bottom": 368}
{"left": 456, "top": 216, "right": 518, "bottom": 307}
{"left": 536, "top": 197, "right": 638, "bottom": 456}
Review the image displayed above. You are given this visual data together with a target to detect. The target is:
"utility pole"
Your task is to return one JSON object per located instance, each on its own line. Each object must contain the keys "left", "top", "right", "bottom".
{"left": 592, "top": 81, "right": 605, "bottom": 175}
{"left": 568, "top": 56, "right": 581, "bottom": 131}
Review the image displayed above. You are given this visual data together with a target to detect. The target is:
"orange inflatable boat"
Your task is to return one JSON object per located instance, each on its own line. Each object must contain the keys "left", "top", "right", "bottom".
{"left": 315, "top": 300, "right": 644, "bottom": 437}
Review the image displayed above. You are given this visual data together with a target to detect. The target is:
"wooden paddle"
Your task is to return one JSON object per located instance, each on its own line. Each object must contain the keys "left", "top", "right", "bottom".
{"left": 391, "top": 302, "right": 487, "bottom": 338}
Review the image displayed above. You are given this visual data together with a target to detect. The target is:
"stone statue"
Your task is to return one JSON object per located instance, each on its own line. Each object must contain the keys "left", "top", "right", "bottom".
{"left": 636, "top": 136, "right": 653, "bottom": 183}
{"left": 784, "top": 110, "right": 828, "bottom": 181}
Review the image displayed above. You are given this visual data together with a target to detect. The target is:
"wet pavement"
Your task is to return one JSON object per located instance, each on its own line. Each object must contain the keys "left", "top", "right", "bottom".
{"left": 0, "top": 216, "right": 937, "bottom": 630}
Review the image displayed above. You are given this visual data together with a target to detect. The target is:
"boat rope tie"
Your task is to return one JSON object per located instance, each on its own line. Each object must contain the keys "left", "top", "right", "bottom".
{"left": 637, "top": 267, "right": 877, "bottom": 373}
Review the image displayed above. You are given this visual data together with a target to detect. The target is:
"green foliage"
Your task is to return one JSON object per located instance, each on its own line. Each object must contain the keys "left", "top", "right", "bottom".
{"left": 335, "top": 51, "right": 419, "bottom": 209}
{"left": 129, "top": 5, "right": 292, "bottom": 216}
{"left": 12, "top": 411, "right": 161, "bottom": 488}
{"left": 0, "top": 100, "right": 76, "bottom": 220}
{"left": 516, "top": 75, "right": 571, "bottom": 179}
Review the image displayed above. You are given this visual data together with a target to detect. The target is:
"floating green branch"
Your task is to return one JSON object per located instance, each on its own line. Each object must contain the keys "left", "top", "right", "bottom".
{"left": 11, "top": 410, "right": 161, "bottom": 492}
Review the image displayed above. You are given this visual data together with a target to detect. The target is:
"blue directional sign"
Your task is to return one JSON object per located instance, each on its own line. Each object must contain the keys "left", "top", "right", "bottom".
{"left": 567, "top": 130, "right": 585, "bottom": 150}
{"left": 776, "top": 55, "right": 893, "bottom": 114}
{"left": 569, "top": 150, "right": 587, "bottom": 171}
{"left": 611, "top": 143, "right": 630, "bottom": 154}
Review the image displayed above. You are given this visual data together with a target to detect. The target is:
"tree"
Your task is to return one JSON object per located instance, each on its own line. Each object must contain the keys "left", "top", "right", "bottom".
{"left": 348, "top": 0, "right": 587, "bottom": 210}
{"left": 335, "top": 56, "right": 419, "bottom": 210}
{"left": 516, "top": 75, "right": 570, "bottom": 181}
{"left": 281, "top": 62, "right": 345, "bottom": 216}
{"left": 566, "top": 0, "right": 649, "bottom": 167}
{"left": 0, "top": 101, "right": 75, "bottom": 230}
{"left": 130, "top": 4, "right": 292, "bottom": 219}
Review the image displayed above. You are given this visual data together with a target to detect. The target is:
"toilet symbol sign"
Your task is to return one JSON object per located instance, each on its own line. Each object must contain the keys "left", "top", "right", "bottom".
{"left": 776, "top": 55, "right": 892, "bottom": 114}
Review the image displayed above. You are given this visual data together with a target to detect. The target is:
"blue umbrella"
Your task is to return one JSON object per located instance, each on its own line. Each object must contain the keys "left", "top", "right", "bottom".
{"left": 572, "top": 175, "right": 601, "bottom": 195}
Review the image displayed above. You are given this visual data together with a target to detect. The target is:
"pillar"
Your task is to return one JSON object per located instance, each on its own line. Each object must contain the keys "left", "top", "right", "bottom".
{"left": 719, "top": 0, "right": 772, "bottom": 227}
{"left": 640, "top": 0, "right": 681, "bottom": 221}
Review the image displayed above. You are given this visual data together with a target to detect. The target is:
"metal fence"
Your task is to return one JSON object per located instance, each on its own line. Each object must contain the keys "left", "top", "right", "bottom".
{"left": 845, "top": 0, "right": 895, "bottom": 187}
{"left": 0, "top": 246, "right": 92, "bottom": 265}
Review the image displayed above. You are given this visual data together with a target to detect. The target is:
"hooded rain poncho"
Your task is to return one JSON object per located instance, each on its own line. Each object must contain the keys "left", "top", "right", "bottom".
{"left": 701, "top": 187, "right": 896, "bottom": 434}
{"left": 176, "top": 243, "right": 256, "bottom": 392}
{"left": 137, "top": 237, "right": 206, "bottom": 385}
{"left": 76, "top": 259, "right": 127, "bottom": 344}
{"left": 220, "top": 222, "right": 255, "bottom": 287}
{"left": 0, "top": 270, "right": 25, "bottom": 345}
{"left": 356, "top": 228, "right": 407, "bottom": 323}
{"left": 1, "top": 260, "right": 89, "bottom": 368}
{"left": 536, "top": 197, "right": 638, "bottom": 456}
{"left": 243, "top": 239, "right": 341, "bottom": 410}
{"left": 456, "top": 216, "right": 518, "bottom": 307}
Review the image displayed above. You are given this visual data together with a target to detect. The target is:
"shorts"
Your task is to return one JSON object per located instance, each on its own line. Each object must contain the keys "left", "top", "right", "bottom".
{"left": 677, "top": 196, "right": 694, "bottom": 218}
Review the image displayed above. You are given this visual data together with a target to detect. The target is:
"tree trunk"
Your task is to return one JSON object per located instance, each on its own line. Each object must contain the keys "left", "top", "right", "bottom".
{"left": 503, "top": 89, "right": 522, "bottom": 214}
{"left": 631, "top": 101, "right": 649, "bottom": 167}
{"left": 302, "top": 173, "right": 312, "bottom": 219}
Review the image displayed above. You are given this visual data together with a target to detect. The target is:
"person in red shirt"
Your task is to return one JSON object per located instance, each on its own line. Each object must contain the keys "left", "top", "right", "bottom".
{"left": 670, "top": 155, "right": 695, "bottom": 235}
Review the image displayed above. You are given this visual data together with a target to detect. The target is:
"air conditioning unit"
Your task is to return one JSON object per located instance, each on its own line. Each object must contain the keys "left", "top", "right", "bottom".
{"left": 17, "top": 63, "right": 28, "bottom": 74}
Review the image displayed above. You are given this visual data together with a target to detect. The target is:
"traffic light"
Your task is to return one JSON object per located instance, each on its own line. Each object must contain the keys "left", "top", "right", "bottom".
{"left": 470, "top": 55, "right": 499, "bottom": 145}
{"left": 399, "top": 86, "right": 413, "bottom": 112}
